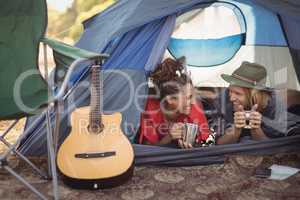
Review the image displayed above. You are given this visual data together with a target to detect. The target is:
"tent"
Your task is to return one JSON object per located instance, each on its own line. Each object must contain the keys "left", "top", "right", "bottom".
{"left": 19, "top": 0, "right": 300, "bottom": 166}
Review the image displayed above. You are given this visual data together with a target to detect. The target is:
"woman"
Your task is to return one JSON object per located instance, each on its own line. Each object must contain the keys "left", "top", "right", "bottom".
{"left": 138, "top": 57, "right": 210, "bottom": 148}
{"left": 217, "top": 61, "right": 287, "bottom": 144}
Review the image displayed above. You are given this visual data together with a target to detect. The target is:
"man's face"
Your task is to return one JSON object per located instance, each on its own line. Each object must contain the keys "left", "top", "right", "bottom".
{"left": 228, "top": 85, "right": 247, "bottom": 111}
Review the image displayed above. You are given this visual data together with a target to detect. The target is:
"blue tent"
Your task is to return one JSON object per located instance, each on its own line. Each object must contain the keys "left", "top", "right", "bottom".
{"left": 19, "top": 0, "right": 300, "bottom": 166}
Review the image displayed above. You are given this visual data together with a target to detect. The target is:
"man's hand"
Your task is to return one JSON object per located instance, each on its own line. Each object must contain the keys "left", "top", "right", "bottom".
{"left": 234, "top": 105, "right": 246, "bottom": 129}
{"left": 216, "top": 125, "right": 242, "bottom": 145}
{"left": 250, "top": 104, "right": 262, "bottom": 129}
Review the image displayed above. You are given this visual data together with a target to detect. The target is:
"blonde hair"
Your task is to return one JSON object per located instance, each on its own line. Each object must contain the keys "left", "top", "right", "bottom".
{"left": 243, "top": 88, "right": 271, "bottom": 112}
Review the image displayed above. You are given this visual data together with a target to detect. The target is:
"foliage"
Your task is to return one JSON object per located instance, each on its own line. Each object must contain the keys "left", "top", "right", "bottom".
{"left": 47, "top": 0, "right": 115, "bottom": 44}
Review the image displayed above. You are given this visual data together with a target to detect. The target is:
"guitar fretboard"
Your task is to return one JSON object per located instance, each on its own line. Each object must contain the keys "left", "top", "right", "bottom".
{"left": 89, "top": 65, "right": 104, "bottom": 133}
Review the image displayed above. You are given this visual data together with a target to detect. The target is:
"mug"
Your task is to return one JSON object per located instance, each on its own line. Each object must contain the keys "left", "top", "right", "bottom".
{"left": 183, "top": 123, "right": 199, "bottom": 145}
{"left": 244, "top": 111, "right": 252, "bottom": 129}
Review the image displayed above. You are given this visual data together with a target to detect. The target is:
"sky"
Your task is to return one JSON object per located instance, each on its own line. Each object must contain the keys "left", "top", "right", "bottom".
{"left": 47, "top": 0, "right": 73, "bottom": 12}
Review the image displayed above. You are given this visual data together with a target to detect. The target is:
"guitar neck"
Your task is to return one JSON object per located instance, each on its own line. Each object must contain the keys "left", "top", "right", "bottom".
{"left": 89, "top": 65, "right": 104, "bottom": 133}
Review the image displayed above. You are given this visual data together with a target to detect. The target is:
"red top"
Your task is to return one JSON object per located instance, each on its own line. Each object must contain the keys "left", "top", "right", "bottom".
{"left": 139, "top": 98, "right": 210, "bottom": 145}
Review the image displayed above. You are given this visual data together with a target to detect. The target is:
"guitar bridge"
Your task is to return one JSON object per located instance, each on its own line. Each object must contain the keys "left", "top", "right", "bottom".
{"left": 75, "top": 151, "right": 116, "bottom": 159}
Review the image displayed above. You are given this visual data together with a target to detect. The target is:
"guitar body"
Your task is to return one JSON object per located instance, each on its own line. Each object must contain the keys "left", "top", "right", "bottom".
{"left": 57, "top": 107, "right": 134, "bottom": 189}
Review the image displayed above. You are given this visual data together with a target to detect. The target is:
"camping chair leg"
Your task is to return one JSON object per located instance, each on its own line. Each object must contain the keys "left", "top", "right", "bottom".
{"left": 3, "top": 164, "right": 48, "bottom": 200}
{"left": 46, "top": 108, "right": 59, "bottom": 200}
{"left": 1, "top": 120, "right": 19, "bottom": 138}
{"left": 0, "top": 116, "right": 59, "bottom": 200}
{"left": 53, "top": 101, "right": 62, "bottom": 156}
{"left": 0, "top": 137, "right": 48, "bottom": 179}
{"left": 0, "top": 118, "right": 49, "bottom": 179}
{"left": 43, "top": 39, "right": 59, "bottom": 200}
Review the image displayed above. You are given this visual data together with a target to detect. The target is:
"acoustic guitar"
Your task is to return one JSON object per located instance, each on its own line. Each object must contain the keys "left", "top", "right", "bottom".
{"left": 57, "top": 61, "right": 134, "bottom": 189}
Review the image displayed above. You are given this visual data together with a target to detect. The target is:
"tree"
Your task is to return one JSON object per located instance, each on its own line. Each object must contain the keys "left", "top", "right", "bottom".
{"left": 47, "top": 0, "right": 115, "bottom": 43}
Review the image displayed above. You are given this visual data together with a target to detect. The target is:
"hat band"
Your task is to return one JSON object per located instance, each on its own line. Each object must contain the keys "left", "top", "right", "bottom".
{"left": 232, "top": 73, "right": 257, "bottom": 85}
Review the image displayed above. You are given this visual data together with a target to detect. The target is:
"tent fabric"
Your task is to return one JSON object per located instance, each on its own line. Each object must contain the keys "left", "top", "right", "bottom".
{"left": 251, "top": 0, "right": 300, "bottom": 21}
{"left": 134, "top": 135, "right": 300, "bottom": 166}
{"left": 18, "top": 0, "right": 300, "bottom": 166}
{"left": 290, "top": 49, "right": 300, "bottom": 81}
{"left": 76, "top": 0, "right": 201, "bottom": 53}
{"left": 228, "top": 0, "right": 286, "bottom": 46}
{"left": 144, "top": 16, "right": 176, "bottom": 72}
{"left": 177, "top": 2, "right": 246, "bottom": 34}
{"left": 251, "top": 0, "right": 300, "bottom": 80}
{"left": 101, "top": 16, "right": 174, "bottom": 71}
{"left": 279, "top": 15, "right": 300, "bottom": 50}
{"left": 77, "top": 0, "right": 287, "bottom": 54}
{"left": 279, "top": 16, "right": 300, "bottom": 84}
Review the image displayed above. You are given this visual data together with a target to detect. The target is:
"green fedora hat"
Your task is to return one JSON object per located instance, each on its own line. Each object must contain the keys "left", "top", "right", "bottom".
{"left": 221, "top": 61, "right": 270, "bottom": 90}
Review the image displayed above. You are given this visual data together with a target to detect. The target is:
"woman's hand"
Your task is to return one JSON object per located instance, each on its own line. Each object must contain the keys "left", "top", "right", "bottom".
{"left": 169, "top": 123, "right": 193, "bottom": 149}
{"left": 178, "top": 139, "right": 193, "bottom": 149}
{"left": 234, "top": 105, "right": 246, "bottom": 129}
{"left": 169, "top": 122, "right": 184, "bottom": 140}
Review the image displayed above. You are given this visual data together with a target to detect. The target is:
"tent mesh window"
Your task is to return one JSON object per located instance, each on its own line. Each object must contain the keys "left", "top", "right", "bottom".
{"left": 167, "top": 4, "right": 246, "bottom": 67}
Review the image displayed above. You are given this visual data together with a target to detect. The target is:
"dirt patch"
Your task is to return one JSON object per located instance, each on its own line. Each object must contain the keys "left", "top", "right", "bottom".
{"left": 0, "top": 119, "right": 25, "bottom": 153}
{"left": 0, "top": 154, "right": 299, "bottom": 200}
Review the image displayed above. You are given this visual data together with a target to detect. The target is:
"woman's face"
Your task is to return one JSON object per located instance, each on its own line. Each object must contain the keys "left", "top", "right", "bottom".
{"left": 228, "top": 85, "right": 247, "bottom": 111}
{"left": 166, "top": 83, "right": 194, "bottom": 115}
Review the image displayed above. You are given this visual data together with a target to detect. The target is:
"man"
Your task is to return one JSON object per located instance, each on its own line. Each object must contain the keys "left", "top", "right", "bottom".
{"left": 216, "top": 61, "right": 287, "bottom": 144}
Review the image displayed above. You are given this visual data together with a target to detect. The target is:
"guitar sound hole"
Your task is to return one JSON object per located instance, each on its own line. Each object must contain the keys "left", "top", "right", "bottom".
{"left": 88, "top": 124, "right": 104, "bottom": 134}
